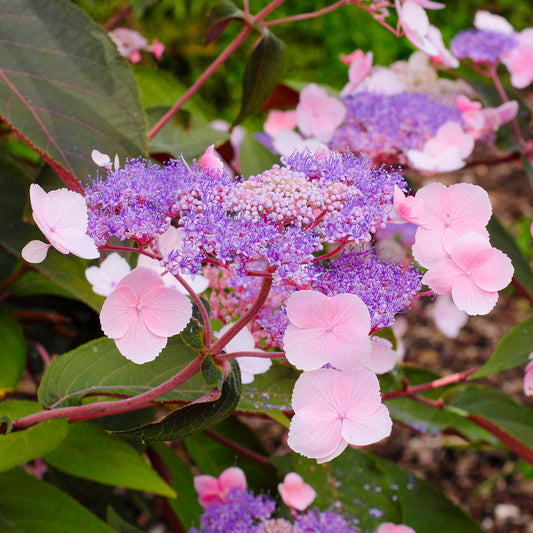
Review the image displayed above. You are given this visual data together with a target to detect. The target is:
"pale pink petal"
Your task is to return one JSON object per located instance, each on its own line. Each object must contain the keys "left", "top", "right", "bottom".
{"left": 524, "top": 359, "right": 533, "bottom": 396}
{"left": 427, "top": 26, "right": 459, "bottom": 68}
{"left": 278, "top": 473, "right": 316, "bottom": 511}
{"left": 342, "top": 403, "right": 392, "bottom": 446}
{"left": 474, "top": 11, "right": 514, "bottom": 34}
{"left": 217, "top": 323, "right": 255, "bottom": 353}
{"left": 91, "top": 149, "right": 112, "bottom": 168}
{"left": 151, "top": 40, "right": 165, "bottom": 60}
{"left": 393, "top": 185, "right": 426, "bottom": 225}
{"left": 446, "top": 183, "right": 492, "bottom": 236}
{"left": 422, "top": 259, "right": 462, "bottom": 294}
{"left": 128, "top": 50, "right": 142, "bottom": 63}
{"left": 412, "top": 227, "right": 448, "bottom": 267}
{"left": 218, "top": 467, "right": 247, "bottom": 492}
{"left": 458, "top": 246, "right": 513, "bottom": 292}
{"left": 377, "top": 523, "right": 416, "bottom": 533}
{"left": 100, "top": 286, "right": 139, "bottom": 338}
{"left": 85, "top": 252, "right": 131, "bottom": 296}
{"left": 237, "top": 356, "right": 272, "bottom": 384}
{"left": 21, "top": 240, "right": 51, "bottom": 263}
{"left": 451, "top": 277, "right": 498, "bottom": 315}
{"left": 407, "top": 146, "right": 465, "bottom": 173}
{"left": 194, "top": 475, "right": 221, "bottom": 508}
{"left": 315, "top": 440, "right": 349, "bottom": 464}
{"left": 447, "top": 232, "right": 494, "bottom": 271}
{"left": 502, "top": 29, "right": 533, "bottom": 89}
{"left": 340, "top": 51, "right": 373, "bottom": 96}
{"left": 412, "top": 0, "right": 444, "bottom": 9}
{"left": 200, "top": 145, "right": 224, "bottom": 172}
{"left": 397, "top": 1, "right": 439, "bottom": 56}
{"left": 366, "top": 337, "right": 400, "bottom": 374}
{"left": 363, "top": 69, "right": 406, "bottom": 95}
{"left": 264, "top": 110, "right": 297, "bottom": 137}
{"left": 430, "top": 295, "right": 468, "bottom": 338}
{"left": 336, "top": 368, "right": 383, "bottom": 416}
{"left": 57, "top": 230, "right": 100, "bottom": 260}
{"left": 285, "top": 290, "right": 331, "bottom": 328}
{"left": 283, "top": 324, "right": 334, "bottom": 370}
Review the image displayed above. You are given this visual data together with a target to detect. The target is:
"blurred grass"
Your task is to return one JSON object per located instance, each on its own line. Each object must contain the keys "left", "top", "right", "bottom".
{"left": 72, "top": 0, "right": 533, "bottom": 125}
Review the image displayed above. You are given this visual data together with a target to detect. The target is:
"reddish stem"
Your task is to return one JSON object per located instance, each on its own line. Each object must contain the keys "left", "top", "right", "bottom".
{"left": 204, "top": 428, "right": 272, "bottom": 466}
{"left": 215, "top": 350, "right": 284, "bottom": 362}
{"left": 263, "top": 0, "right": 349, "bottom": 26}
{"left": 12, "top": 355, "right": 203, "bottom": 430}
{"left": 382, "top": 367, "right": 480, "bottom": 401}
{"left": 0, "top": 264, "right": 31, "bottom": 293}
{"left": 101, "top": 244, "right": 158, "bottom": 259}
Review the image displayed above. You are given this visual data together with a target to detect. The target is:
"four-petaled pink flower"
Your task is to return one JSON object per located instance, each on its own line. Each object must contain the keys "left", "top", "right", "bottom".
{"left": 377, "top": 523, "right": 416, "bottom": 533}
{"left": 288, "top": 368, "right": 392, "bottom": 463}
{"left": 193, "top": 467, "right": 247, "bottom": 509}
{"left": 502, "top": 29, "right": 533, "bottom": 89}
{"left": 264, "top": 110, "right": 297, "bottom": 138}
{"left": 410, "top": 182, "right": 492, "bottom": 268}
{"left": 278, "top": 472, "right": 316, "bottom": 511}
{"left": 21, "top": 184, "right": 100, "bottom": 264}
{"left": 296, "top": 84, "right": 346, "bottom": 143}
{"left": 100, "top": 267, "right": 192, "bottom": 363}
{"left": 283, "top": 290, "right": 371, "bottom": 371}
{"left": 422, "top": 232, "right": 513, "bottom": 315}
{"left": 85, "top": 252, "right": 131, "bottom": 296}
{"left": 396, "top": 1, "right": 438, "bottom": 56}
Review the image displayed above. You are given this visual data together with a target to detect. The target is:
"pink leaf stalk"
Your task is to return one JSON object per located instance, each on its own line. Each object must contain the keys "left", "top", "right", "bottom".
{"left": 283, "top": 290, "right": 371, "bottom": 371}
{"left": 194, "top": 467, "right": 247, "bottom": 508}
{"left": 100, "top": 267, "right": 193, "bottom": 363}
{"left": 410, "top": 182, "right": 492, "bottom": 268}
{"left": 288, "top": 368, "right": 392, "bottom": 463}
{"left": 278, "top": 472, "right": 316, "bottom": 511}
{"left": 296, "top": 84, "right": 346, "bottom": 143}
{"left": 21, "top": 184, "right": 99, "bottom": 264}
{"left": 85, "top": 252, "right": 131, "bottom": 296}
{"left": 422, "top": 232, "right": 514, "bottom": 315}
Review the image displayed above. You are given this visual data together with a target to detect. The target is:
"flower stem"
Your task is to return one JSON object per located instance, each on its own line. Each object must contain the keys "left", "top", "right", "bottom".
{"left": 263, "top": 0, "right": 349, "bottom": 26}
{"left": 12, "top": 355, "right": 203, "bottom": 430}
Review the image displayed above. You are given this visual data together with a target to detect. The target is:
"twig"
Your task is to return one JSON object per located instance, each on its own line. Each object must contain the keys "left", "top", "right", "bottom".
{"left": 204, "top": 428, "right": 272, "bottom": 466}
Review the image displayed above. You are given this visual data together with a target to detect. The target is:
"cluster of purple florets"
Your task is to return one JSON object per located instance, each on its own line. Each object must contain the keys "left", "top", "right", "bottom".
{"left": 329, "top": 92, "right": 462, "bottom": 163}
{"left": 450, "top": 29, "right": 516, "bottom": 64}
{"left": 189, "top": 488, "right": 358, "bottom": 533}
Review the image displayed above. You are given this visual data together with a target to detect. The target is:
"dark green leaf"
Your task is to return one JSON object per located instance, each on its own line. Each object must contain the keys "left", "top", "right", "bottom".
{"left": 444, "top": 385, "right": 533, "bottom": 448}
{"left": 237, "top": 360, "right": 298, "bottom": 413}
{"left": 43, "top": 422, "right": 176, "bottom": 497}
{"left": 202, "top": 354, "right": 225, "bottom": 391}
{"left": 112, "top": 360, "right": 241, "bottom": 441}
{"left": 238, "top": 129, "right": 280, "bottom": 177}
{"left": 521, "top": 155, "right": 533, "bottom": 189}
{"left": 0, "top": 150, "right": 104, "bottom": 311}
{"left": 106, "top": 506, "right": 143, "bottom": 533}
{"left": 0, "top": 309, "right": 27, "bottom": 395}
{"left": 488, "top": 215, "right": 533, "bottom": 299}
{"left": 289, "top": 451, "right": 403, "bottom": 531}
{"left": 205, "top": 1, "right": 245, "bottom": 45}
{"left": 0, "top": 0, "right": 147, "bottom": 189}
{"left": 234, "top": 32, "right": 286, "bottom": 126}
{"left": 38, "top": 337, "right": 205, "bottom": 408}
{"left": 147, "top": 107, "right": 228, "bottom": 160}
{"left": 0, "top": 467, "right": 115, "bottom": 532}
{"left": 148, "top": 443, "right": 203, "bottom": 530}
{"left": 181, "top": 317, "right": 205, "bottom": 351}
{"left": 0, "top": 400, "right": 68, "bottom": 473}
{"left": 473, "top": 315, "right": 533, "bottom": 378}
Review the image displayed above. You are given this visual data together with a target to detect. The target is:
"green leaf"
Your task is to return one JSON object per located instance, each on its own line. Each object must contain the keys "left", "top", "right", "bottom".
{"left": 487, "top": 215, "right": 533, "bottom": 299}
{"left": 181, "top": 316, "right": 205, "bottom": 351}
{"left": 0, "top": 467, "right": 115, "bottom": 533}
{"left": 0, "top": 150, "right": 104, "bottom": 311}
{"left": 473, "top": 315, "right": 533, "bottom": 378}
{"left": 147, "top": 107, "right": 228, "bottom": 160}
{"left": 0, "top": 0, "right": 147, "bottom": 190}
{"left": 237, "top": 360, "right": 298, "bottom": 412}
{"left": 112, "top": 360, "right": 241, "bottom": 441}
{"left": 202, "top": 354, "right": 225, "bottom": 391}
{"left": 8, "top": 270, "right": 73, "bottom": 299}
{"left": 43, "top": 422, "right": 176, "bottom": 497}
{"left": 148, "top": 443, "right": 203, "bottom": 530}
{"left": 38, "top": 337, "right": 205, "bottom": 408}
{"left": 238, "top": 129, "right": 280, "bottom": 177}
{"left": 205, "top": 1, "right": 245, "bottom": 45}
{"left": 521, "top": 155, "right": 533, "bottom": 189}
{"left": 289, "top": 451, "right": 403, "bottom": 531}
{"left": 184, "top": 416, "right": 278, "bottom": 493}
{"left": 234, "top": 31, "right": 286, "bottom": 126}
{"left": 106, "top": 506, "right": 143, "bottom": 533}
{"left": 0, "top": 400, "right": 68, "bottom": 473}
{"left": 444, "top": 385, "right": 533, "bottom": 450}
{"left": 0, "top": 309, "right": 27, "bottom": 395}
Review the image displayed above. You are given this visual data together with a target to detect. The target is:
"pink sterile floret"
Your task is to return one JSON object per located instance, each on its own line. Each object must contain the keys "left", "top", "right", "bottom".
{"left": 377, "top": 523, "right": 416, "bottom": 533}
{"left": 283, "top": 290, "right": 371, "bottom": 372}
{"left": 393, "top": 185, "right": 427, "bottom": 225}
{"left": 422, "top": 232, "right": 514, "bottom": 315}
{"left": 366, "top": 336, "right": 401, "bottom": 374}
{"left": 429, "top": 294, "right": 468, "bottom": 339}
{"left": 474, "top": 11, "right": 514, "bottom": 35}
{"left": 85, "top": 252, "right": 131, "bottom": 296}
{"left": 288, "top": 368, "right": 392, "bottom": 463}
{"left": 278, "top": 472, "right": 316, "bottom": 511}
{"left": 523, "top": 355, "right": 533, "bottom": 396}
{"left": 200, "top": 144, "right": 224, "bottom": 172}
{"left": 407, "top": 121, "right": 474, "bottom": 174}
{"left": 426, "top": 26, "right": 459, "bottom": 68}
{"left": 216, "top": 323, "right": 272, "bottom": 384}
{"left": 340, "top": 50, "right": 373, "bottom": 96}
{"left": 100, "top": 267, "right": 192, "bottom": 363}
{"left": 194, "top": 467, "right": 247, "bottom": 509}
{"left": 296, "top": 84, "right": 346, "bottom": 143}
{"left": 502, "top": 29, "right": 533, "bottom": 89}
{"left": 264, "top": 110, "right": 298, "bottom": 137}
{"left": 21, "top": 184, "right": 99, "bottom": 264}
{"left": 411, "top": 182, "right": 492, "bottom": 268}
{"left": 396, "top": 1, "right": 438, "bottom": 56}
